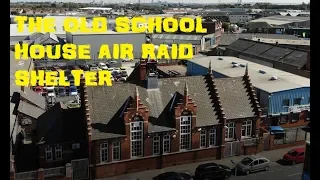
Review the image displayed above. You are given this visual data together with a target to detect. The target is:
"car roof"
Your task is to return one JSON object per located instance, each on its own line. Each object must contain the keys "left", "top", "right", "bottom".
{"left": 292, "top": 148, "right": 305, "bottom": 153}
{"left": 198, "top": 163, "right": 218, "bottom": 168}
{"left": 249, "top": 155, "right": 265, "bottom": 160}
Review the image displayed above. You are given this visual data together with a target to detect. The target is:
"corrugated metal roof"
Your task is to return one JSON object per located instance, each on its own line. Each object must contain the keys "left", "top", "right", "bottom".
{"left": 151, "top": 33, "right": 203, "bottom": 41}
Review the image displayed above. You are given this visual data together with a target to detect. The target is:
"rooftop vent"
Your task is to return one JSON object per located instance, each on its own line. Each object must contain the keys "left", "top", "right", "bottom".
{"left": 259, "top": 70, "right": 266, "bottom": 74}
{"left": 240, "top": 64, "right": 246, "bottom": 67}
{"left": 270, "top": 76, "right": 279, "bottom": 80}
{"left": 231, "top": 62, "right": 237, "bottom": 64}
{"left": 232, "top": 64, "right": 239, "bottom": 68}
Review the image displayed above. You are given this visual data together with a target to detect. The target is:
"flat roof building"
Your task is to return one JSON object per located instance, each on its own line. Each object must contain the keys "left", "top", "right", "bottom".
{"left": 187, "top": 55, "right": 309, "bottom": 122}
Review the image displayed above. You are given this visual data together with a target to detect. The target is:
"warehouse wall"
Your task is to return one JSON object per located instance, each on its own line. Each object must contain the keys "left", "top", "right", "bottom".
{"left": 70, "top": 33, "right": 146, "bottom": 59}
{"left": 152, "top": 39, "right": 201, "bottom": 46}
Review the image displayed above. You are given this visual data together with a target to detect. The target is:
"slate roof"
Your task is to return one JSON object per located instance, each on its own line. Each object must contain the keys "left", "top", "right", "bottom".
{"left": 20, "top": 88, "right": 46, "bottom": 110}
{"left": 37, "top": 102, "right": 86, "bottom": 144}
{"left": 86, "top": 74, "right": 257, "bottom": 140}
{"left": 214, "top": 77, "right": 255, "bottom": 119}
{"left": 226, "top": 39, "right": 255, "bottom": 52}
{"left": 227, "top": 39, "right": 308, "bottom": 69}
{"left": 33, "top": 32, "right": 64, "bottom": 45}
{"left": 242, "top": 43, "right": 273, "bottom": 57}
{"left": 278, "top": 51, "right": 308, "bottom": 69}
{"left": 260, "top": 46, "right": 293, "bottom": 61}
{"left": 24, "top": 32, "right": 44, "bottom": 41}
{"left": 17, "top": 100, "right": 45, "bottom": 119}
{"left": 219, "top": 33, "right": 300, "bottom": 46}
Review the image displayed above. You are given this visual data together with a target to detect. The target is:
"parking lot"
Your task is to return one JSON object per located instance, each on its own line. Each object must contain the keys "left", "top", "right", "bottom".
{"left": 32, "top": 59, "right": 137, "bottom": 105}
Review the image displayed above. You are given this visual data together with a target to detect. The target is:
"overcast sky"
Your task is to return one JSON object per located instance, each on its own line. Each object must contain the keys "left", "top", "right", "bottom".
{"left": 10, "top": 0, "right": 310, "bottom": 4}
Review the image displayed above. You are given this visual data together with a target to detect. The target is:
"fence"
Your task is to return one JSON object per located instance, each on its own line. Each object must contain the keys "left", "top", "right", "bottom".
{"left": 71, "top": 159, "right": 89, "bottom": 180}
{"left": 224, "top": 141, "right": 241, "bottom": 157}
{"left": 274, "top": 127, "right": 306, "bottom": 145}
{"left": 13, "top": 160, "right": 79, "bottom": 180}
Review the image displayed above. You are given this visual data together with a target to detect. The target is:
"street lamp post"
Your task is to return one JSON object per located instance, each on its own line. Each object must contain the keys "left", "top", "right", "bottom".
{"left": 231, "top": 160, "right": 236, "bottom": 180}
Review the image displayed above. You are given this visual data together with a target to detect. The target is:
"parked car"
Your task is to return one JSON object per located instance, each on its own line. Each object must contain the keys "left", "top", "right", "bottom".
{"left": 98, "top": 62, "right": 109, "bottom": 70}
{"left": 110, "top": 60, "right": 117, "bottom": 64}
{"left": 283, "top": 148, "right": 305, "bottom": 165}
{"left": 47, "top": 90, "right": 56, "bottom": 98}
{"left": 153, "top": 172, "right": 193, "bottom": 180}
{"left": 70, "top": 86, "right": 78, "bottom": 96}
{"left": 90, "top": 66, "right": 100, "bottom": 71}
{"left": 58, "top": 87, "right": 66, "bottom": 96}
{"left": 195, "top": 163, "right": 231, "bottom": 180}
{"left": 121, "top": 71, "right": 128, "bottom": 77}
{"left": 107, "top": 68, "right": 114, "bottom": 71}
{"left": 34, "top": 86, "right": 43, "bottom": 95}
{"left": 118, "top": 77, "right": 127, "bottom": 82}
{"left": 78, "top": 64, "right": 90, "bottom": 71}
{"left": 236, "top": 156, "right": 270, "bottom": 175}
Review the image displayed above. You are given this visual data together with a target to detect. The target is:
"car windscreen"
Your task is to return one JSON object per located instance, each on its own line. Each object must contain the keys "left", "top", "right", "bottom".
{"left": 241, "top": 157, "right": 253, "bottom": 165}
{"left": 288, "top": 150, "right": 298, "bottom": 156}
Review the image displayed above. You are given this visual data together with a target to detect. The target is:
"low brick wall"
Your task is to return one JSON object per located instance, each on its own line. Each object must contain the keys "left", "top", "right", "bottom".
{"left": 93, "top": 147, "right": 220, "bottom": 179}
{"left": 269, "top": 134, "right": 306, "bottom": 150}
{"left": 271, "top": 140, "right": 306, "bottom": 150}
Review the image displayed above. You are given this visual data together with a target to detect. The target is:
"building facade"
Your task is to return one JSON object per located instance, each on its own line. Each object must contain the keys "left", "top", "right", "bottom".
{"left": 186, "top": 56, "right": 310, "bottom": 130}
{"left": 81, "top": 60, "right": 261, "bottom": 178}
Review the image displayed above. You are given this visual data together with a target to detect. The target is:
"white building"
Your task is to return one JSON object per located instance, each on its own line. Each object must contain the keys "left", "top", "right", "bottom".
{"left": 66, "top": 30, "right": 146, "bottom": 59}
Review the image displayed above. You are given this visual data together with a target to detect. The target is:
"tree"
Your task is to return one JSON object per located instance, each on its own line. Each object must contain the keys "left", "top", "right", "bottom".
{"left": 222, "top": 22, "right": 230, "bottom": 32}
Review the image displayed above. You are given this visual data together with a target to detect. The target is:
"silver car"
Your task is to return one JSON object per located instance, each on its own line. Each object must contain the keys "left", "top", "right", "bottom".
{"left": 236, "top": 155, "right": 270, "bottom": 175}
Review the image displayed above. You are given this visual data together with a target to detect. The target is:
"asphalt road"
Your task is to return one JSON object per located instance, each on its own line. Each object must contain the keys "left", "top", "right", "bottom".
{"left": 228, "top": 163, "right": 303, "bottom": 180}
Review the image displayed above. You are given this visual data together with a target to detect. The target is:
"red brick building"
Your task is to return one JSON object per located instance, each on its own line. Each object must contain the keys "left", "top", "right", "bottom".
{"left": 11, "top": 88, "right": 89, "bottom": 179}
{"left": 81, "top": 60, "right": 262, "bottom": 179}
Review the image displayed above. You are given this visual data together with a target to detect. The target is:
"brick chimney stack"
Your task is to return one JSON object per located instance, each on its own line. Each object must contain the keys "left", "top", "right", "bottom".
{"left": 140, "top": 59, "right": 147, "bottom": 81}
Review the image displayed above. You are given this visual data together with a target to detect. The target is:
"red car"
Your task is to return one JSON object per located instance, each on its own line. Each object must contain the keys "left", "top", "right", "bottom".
{"left": 34, "top": 86, "right": 44, "bottom": 95}
{"left": 283, "top": 148, "right": 305, "bottom": 165}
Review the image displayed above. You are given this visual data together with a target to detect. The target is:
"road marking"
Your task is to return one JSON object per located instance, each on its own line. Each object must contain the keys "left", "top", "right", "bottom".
{"left": 18, "top": 61, "right": 25, "bottom": 66}
{"left": 288, "top": 173, "right": 302, "bottom": 177}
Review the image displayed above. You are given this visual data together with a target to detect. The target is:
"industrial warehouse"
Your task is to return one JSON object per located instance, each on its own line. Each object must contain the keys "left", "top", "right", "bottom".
{"left": 10, "top": 3, "right": 310, "bottom": 180}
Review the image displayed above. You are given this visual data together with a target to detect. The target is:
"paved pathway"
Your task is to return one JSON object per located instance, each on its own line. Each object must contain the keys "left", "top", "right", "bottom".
{"left": 99, "top": 145, "right": 305, "bottom": 180}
